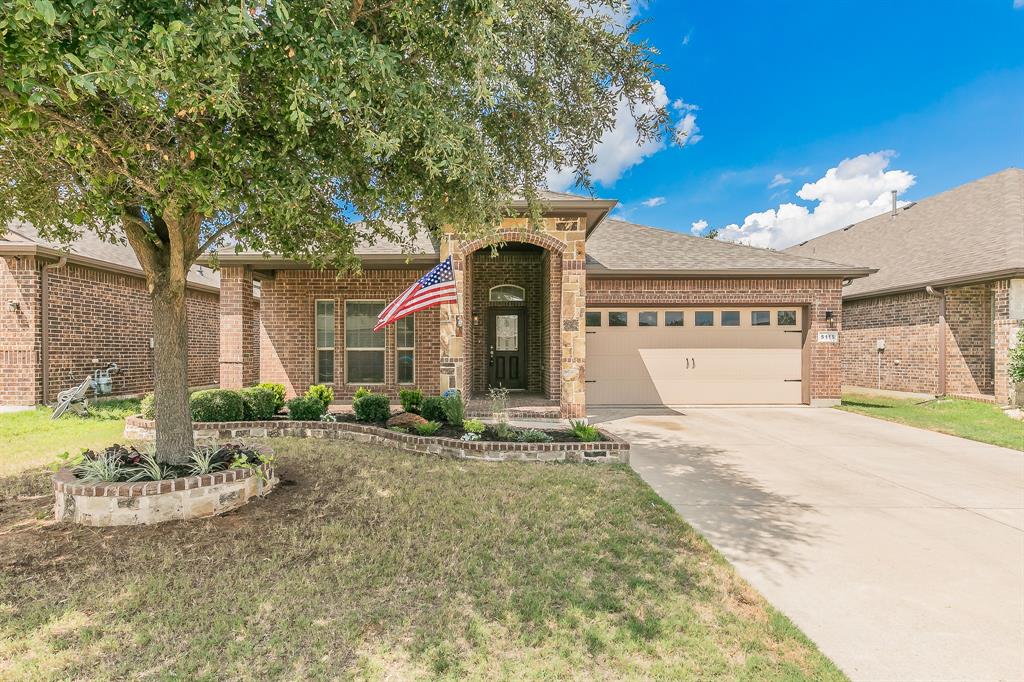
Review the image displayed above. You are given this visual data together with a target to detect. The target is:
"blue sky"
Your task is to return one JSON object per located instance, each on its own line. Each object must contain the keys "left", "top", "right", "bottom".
{"left": 554, "top": 0, "right": 1024, "bottom": 248}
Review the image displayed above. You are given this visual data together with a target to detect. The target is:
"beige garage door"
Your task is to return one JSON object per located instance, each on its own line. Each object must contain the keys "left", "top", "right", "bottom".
{"left": 585, "top": 307, "right": 805, "bottom": 405}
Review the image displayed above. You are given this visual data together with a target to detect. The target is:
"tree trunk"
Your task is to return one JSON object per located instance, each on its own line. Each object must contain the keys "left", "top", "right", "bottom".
{"left": 150, "top": 274, "right": 195, "bottom": 464}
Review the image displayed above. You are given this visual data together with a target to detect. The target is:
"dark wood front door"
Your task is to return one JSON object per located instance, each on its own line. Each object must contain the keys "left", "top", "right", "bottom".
{"left": 487, "top": 309, "right": 527, "bottom": 389}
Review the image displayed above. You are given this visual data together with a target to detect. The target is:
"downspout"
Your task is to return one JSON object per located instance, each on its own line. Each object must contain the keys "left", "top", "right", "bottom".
{"left": 40, "top": 256, "right": 67, "bottom": 405}
{"left": 925, "top": 286, "right": 946, "bottom": 396}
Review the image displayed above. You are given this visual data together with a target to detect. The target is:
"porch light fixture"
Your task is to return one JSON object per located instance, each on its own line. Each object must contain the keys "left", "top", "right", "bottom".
{"left": 824, "top": 310, "right": 835, "bottom": 326}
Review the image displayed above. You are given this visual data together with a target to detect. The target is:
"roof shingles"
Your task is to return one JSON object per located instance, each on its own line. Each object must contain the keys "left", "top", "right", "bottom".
{"left": 784, "top": 168, "right": 1024, "bottom": 298}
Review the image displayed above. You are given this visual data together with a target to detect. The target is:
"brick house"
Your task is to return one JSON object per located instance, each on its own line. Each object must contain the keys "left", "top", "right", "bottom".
{"left": 0, "top": 222, "right": 222, "bottom": 407}
{"left": 209, "top": 192, "right": 869, "bottom": 418}
{"left": 786, "top": 168, "right": 1024, "bottom": 404}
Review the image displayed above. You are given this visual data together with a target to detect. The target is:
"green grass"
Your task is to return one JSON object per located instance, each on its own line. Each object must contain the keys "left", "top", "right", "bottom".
{"left": 0, "top": 438, "right": 845, "bottom": 680}
{"left": 839, "top": 393, "right": 1024, "bottom": 451}
{"left": 0, "top": 399, "right": 140, "bottom": 477}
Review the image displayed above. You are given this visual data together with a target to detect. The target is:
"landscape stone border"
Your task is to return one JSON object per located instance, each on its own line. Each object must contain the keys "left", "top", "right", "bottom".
{"left": 53, "top": 464, "right": 277, "bottom": 527}
{"left": 124, "top": 415, "right": 630, "bottom": 463}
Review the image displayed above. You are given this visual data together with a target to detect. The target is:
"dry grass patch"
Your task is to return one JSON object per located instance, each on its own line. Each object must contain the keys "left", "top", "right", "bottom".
{"left": 0, "top": 438, "right": 844, "bottom": 680}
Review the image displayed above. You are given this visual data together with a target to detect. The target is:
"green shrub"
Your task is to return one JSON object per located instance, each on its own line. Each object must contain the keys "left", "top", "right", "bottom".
{"left": 353, "top": 386, "right": 372, "bottom": 401}
{"left": 421, "top": 396, "right": 447, "bottom": 423}
{"left": 256, "top": 382, "right": 286, "bottom": 411}
{"left": 569, "top": 419, "right": 600, "bottom": 442}
{"left": 463, "top": 418, "right": 485, "bottom": 434}
{"left": 399, "top": 388, "right": 423, "bottom": 414}
{"left": 140, "top": 392, "right": 155, "bottom": 419}
{"left": 493, "top": 420, "right": 516, "bottom": 440}
{"left": 415, "top": 421, "right": 442, "bottom": 436}
{"left": 441, "top": 391, "right": 465, "bottom": 427}
{"left": 286, "top": 395, "right": 326, "bottom": 421}
{"left": 516, "top": 428, "right": 553, "bottom": 443}
{"left": 306, "top": 384, "right": 334, "bottom": 409}
{"left": 1010, "top": 327, "right": 1024, "bottom": 383}
{"left": 240, "top": 386, "right": 278, "bottom": 421}
{"left": 190, "top": 389, "right": 245, "bottom": 422}
{"left": 353, "top": 392, "right": 391, "bottom": 423}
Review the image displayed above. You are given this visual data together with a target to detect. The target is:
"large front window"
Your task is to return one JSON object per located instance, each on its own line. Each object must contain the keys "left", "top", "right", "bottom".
{"left": 396, "top": 315, "right": 415, "bottom": 384}
{"left": 315, "top": 300, "right": 335, "bottom": 384}
{"left": 346, "top": 301, "right": 385, "bottom": 384}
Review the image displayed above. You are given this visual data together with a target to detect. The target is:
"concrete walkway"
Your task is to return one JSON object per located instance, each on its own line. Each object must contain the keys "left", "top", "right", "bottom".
{"left": 592, "top": 406, "right": 1024, "bottom": 682}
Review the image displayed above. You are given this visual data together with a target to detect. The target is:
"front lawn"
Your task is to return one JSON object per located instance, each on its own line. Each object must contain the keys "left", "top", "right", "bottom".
{"left": 839, "top": 394, "right": 1024, "bottom": 451}
{"left": 0, "top": 399, "right": 140, "bottom": 476}
{"left": 0, "top": 438, "right": 843, "bottom": 680}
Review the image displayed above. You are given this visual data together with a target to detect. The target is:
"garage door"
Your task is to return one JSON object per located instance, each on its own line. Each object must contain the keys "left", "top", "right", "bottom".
{"left": 585, "top": 307, "right": 805, "bottom": 405}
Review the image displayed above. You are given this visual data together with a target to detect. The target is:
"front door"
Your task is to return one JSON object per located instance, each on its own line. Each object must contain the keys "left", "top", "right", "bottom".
{"left": 487, "top": 309, "right": 527, "bottom": 389}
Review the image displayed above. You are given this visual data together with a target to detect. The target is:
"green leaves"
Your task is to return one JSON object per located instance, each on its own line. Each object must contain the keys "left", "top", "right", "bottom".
{"left": 32, "top": 0, "right": 56, "bottom": 26}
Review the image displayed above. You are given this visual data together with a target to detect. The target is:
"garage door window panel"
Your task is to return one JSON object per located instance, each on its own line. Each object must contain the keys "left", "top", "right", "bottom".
{"left": 609, "top": 312, "right": 628, "bottom": 327}
{"left": 665, "top": 311, "right": 684, "bottom": 327}
{"left": 585, "top": 311, "right": 602, "bottom": 327}
{"left": 778, "top": 310, "right": 798, "bottom": 326}
{"left": 696, "top": 311, "right": 714, "bottom": 327}
{"left": 639, "top": 311, "right": 658, "bottom": 327}
{"left": 751, "top": 311, "right": 771, "bottom": 326}
{"left": 722, "top": 311, "right": 740, "bottom": 327}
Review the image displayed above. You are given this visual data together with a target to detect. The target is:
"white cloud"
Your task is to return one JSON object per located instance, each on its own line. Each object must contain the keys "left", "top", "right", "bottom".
{"left": 682, "top": 28, "right": 694, "bottom": 45}
{"left": 690, "top": 219, "right": 708, "bottom": 235}
{"left": 768, "top": 173, "right": 791, "bottom": 188}
{"left": 641, "top": 196, "right": 666, "bottom": 207}
{"left": 546, "top": 80, "right": 672, "bottom": 190}
{"left": 1016, "top": 0, "right": 1023, "bottom": 9}
{"left": 672, "top": 100, "right": 702, "bottom": 147}
{"left": 716, "top": 151, "right": 916, "bottom": 249}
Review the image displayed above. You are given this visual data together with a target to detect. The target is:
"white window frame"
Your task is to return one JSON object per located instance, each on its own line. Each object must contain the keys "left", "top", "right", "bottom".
{"left": 345, "top": 299, "right": 386, "bottom": 386}
{"left": 314, "top": 299, "right": 335, "bottom": 385}
{"left": 488, "top": 284, "right": 526, "bottom": 302}
{"left": 396, "top": 315, "right": 415, "bottom": 385}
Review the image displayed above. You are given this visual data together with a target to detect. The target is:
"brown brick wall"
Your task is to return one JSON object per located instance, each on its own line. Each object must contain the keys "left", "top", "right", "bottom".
{"left": 0, "top": 256, "right": 220, "bottom": 405}
{"left": 992, "top": 280, "right": 1017, "bottom": 404}
{"left": 586, "top": 277, "right": 845, "bottom": 402}
{"left": 842, "top": 282, "right": 1002, "bottom": 399}
{"left": 0, "top": 256, "right": 42, "bottom": 405}
{"left": 842, "top": 291, "right": 940, "bottom": 393}
{"left": 945, "top": 283, "right": 994, "bottom": 395}
{"left": 468, "top": 250, "right": 545, "bottom": 394}
{"left": 258, "top": 268, "right": 440, "bottom": 401}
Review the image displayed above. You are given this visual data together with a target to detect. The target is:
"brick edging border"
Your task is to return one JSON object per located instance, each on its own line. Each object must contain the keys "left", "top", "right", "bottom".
{"left": 52, "top": 464, "right": 274, "bottom": 498}
{"left": 123, "top": 415, "right": 630, "bottom": 463}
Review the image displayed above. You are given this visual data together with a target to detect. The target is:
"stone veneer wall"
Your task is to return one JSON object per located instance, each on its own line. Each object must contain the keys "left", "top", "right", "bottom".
{"left": 253, "top": 267, "right": 441, "bottom": 401}
{"left": 468, "top": 249, "right": 545, "bottom": 394}
{"left": 123, "top": 415, "right": 629, "bottom": 463}
{"left": 1, "top": 255, "right": 220, "bottom": 405}
{"left": 53, "top": 465, "right": 277, "bottom": 527}
{"left": 586, "top": 277, "right": 845, "bottom": 403}
{"left": 443, "top": 218, "right": 586, "bottom": 419}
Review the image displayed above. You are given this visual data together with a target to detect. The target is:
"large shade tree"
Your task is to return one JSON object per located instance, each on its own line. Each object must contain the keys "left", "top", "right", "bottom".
{"left": 0, "top": 0, "right": 668, "bottom": 462}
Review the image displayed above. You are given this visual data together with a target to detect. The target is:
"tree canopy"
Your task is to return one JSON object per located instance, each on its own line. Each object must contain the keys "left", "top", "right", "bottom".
{"left": 1, "top": 0, "right": 666, "bottom": 263}
{"left": 0, "top": 0, "right": 668, "bottom": 460}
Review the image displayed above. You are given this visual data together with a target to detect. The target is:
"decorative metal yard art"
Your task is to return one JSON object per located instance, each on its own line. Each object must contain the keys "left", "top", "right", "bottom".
{"left": 51, "top": 363, "right": 120, "bottom": 419}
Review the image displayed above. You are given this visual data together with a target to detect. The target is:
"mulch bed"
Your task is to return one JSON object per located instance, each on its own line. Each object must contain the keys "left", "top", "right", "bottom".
{"left": 327, "top": 412, "right": 605, "bottom": 443}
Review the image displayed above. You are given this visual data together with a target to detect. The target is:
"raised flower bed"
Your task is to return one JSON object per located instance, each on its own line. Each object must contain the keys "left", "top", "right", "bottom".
{"left": 52, "top": 443, "right": 277, "bottom": 527}
{"left": 124, "top": 415, "right": 630, "bottom": 464}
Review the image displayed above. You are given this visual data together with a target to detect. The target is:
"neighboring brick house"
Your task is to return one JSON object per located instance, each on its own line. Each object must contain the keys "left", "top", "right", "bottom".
{"left": 786, "top": 168, "right": 1024, "bottom": 404}
{"left": 207, "top": 191, "right": 869, "bottom": 418}
{"left": 0, "top": 222, "right": 222, "bottom": 406}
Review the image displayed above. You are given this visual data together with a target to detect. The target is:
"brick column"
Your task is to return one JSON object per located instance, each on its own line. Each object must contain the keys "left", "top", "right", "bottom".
{"left": 438, "top": 237, "right": 466, "bottom": 394}
{"left": 995, "top": 279, "right": 1021, "bottom": 405}
{"left": 0, "top": 256, "right": 42, "bottom": 405}
{"left": 219, "top": 265, "right": 258, "bottom": 389}
{"left": 559, "top": 233, "right": 587, "bottom": 419}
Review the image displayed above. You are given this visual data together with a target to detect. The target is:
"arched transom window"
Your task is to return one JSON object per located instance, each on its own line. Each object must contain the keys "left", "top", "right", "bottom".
{"left": 489, "top": 284, "right": 525, "bottom": 302}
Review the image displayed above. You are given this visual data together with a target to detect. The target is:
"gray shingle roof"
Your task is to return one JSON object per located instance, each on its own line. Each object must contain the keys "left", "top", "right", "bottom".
{"left": 784, "top": 168, "right": 1024, "bottom": 298}
{"left": 586, "top": 218, "right": 870, "bottom": 276}
{"left": 1, "top": 221, "right": 220, "bottom": 289}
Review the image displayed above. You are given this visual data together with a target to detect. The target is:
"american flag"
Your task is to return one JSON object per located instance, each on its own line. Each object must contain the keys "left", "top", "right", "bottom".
{"left": 374, "top": 256, "right": 458, "bottom": 332}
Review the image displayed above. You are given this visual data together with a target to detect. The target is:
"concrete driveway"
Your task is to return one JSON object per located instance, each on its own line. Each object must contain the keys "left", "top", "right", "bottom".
{"left": 593, "top": 406, "right": 1024, "bottom": 682}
